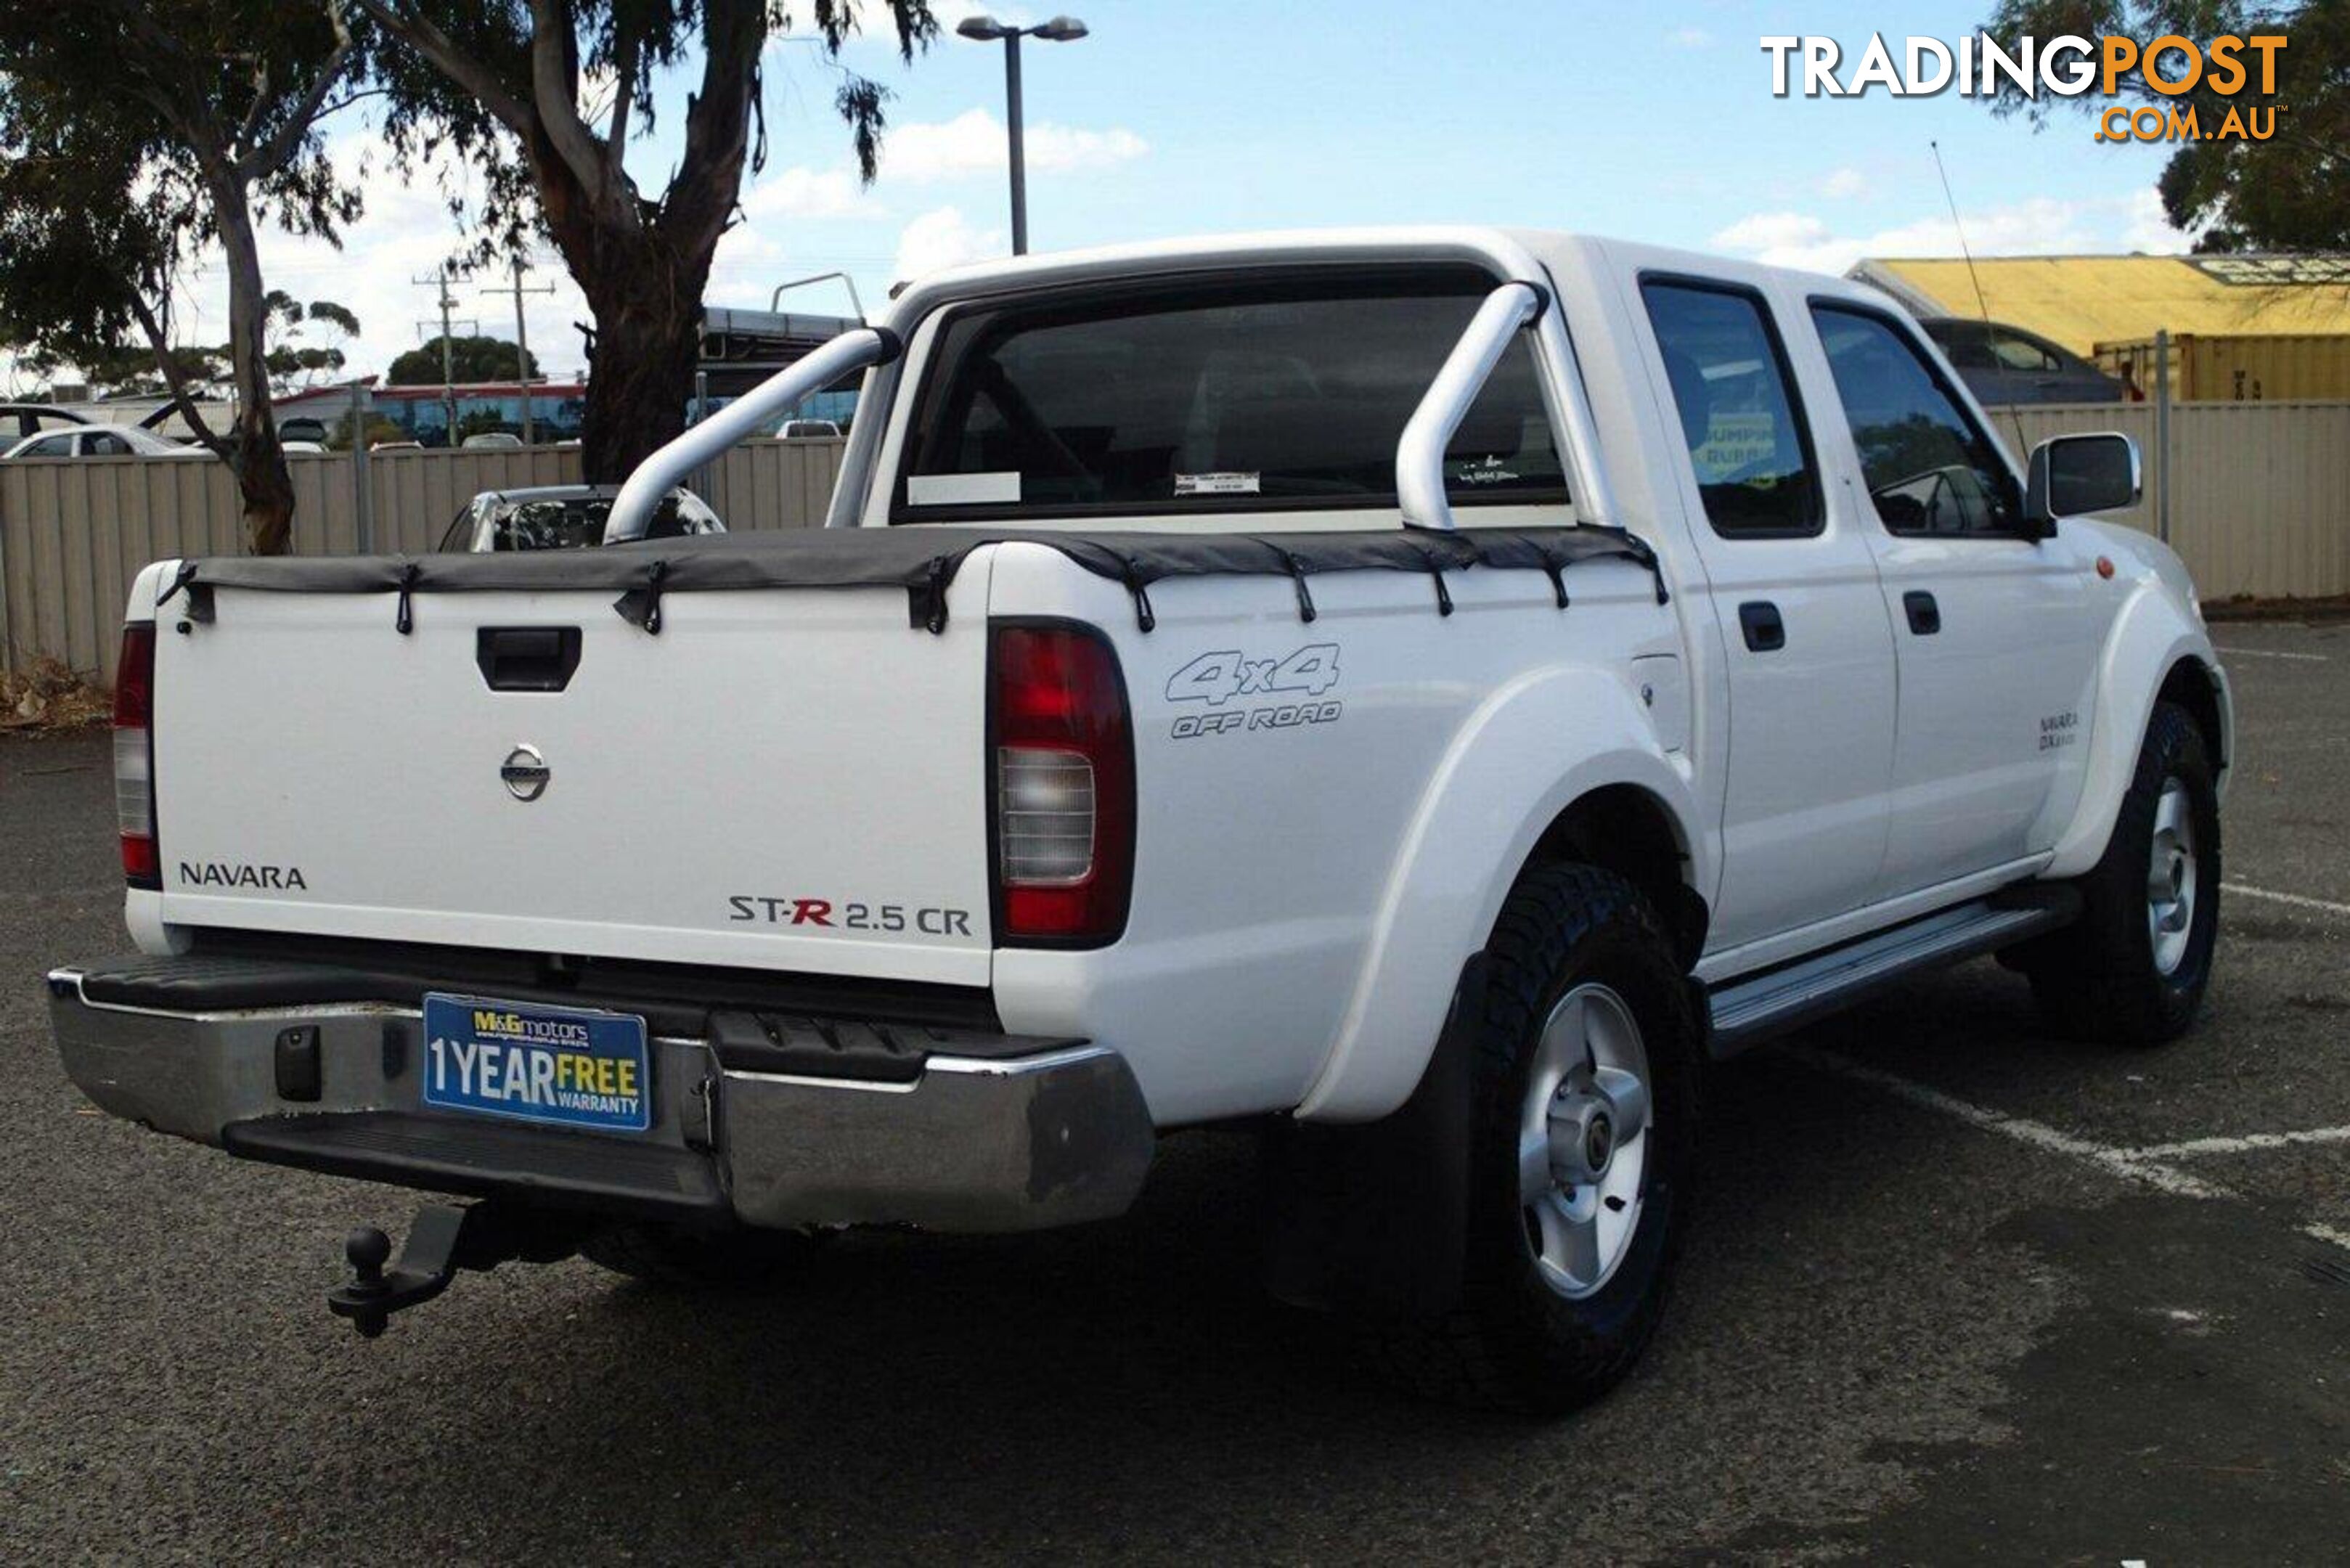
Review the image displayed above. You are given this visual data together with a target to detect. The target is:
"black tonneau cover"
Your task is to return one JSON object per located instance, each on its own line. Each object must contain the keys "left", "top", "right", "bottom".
{"left": 160, "top": 523, "right": 1665, "bottom": 635}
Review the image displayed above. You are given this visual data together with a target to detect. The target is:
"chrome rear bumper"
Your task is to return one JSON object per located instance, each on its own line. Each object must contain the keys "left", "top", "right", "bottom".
{"left": 47, "top": 963, "right": 1154, "bottom": 1234}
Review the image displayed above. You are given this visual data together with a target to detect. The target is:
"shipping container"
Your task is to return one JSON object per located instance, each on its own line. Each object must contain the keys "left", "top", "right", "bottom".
{"left": 2094, "top": 333, "right": 2350, "bottom": 402}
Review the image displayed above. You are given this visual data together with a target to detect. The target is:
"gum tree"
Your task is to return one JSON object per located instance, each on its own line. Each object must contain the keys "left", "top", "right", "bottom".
{"left": 0, "top": 2, "right": 369, "bottom": 552}
{"left": 354, "top": 1, "right": 937, "bottom": 482}
{"left": 1980, "top": 1, "right": 2346, "bottom": 250}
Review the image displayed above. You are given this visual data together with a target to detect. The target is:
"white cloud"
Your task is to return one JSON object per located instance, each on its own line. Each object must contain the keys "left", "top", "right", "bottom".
{"left": 1709, "top": 195, "right": 2194, "bottom": 277}
{"left": 2118, "top": 187, "right": 2187, "bottom": 253}
{"left": 1710, "top": 211, "right": 1831, "bottom": 255}
{"left": 878, "top": 107, "right": 1148, "bottom": 183}
{"left": 1818, "top": 166, "right": 1869, "bottom": 200}
{"left": 892, "top": 205, "right": 1006, "bottom": 283}
{"left": 1666, "top": 25, "right": 1714, "bottom": 49}
{"left": 148, "top": 131, "right": 598, "bottom": 383}
{"left": 741, "top": 165, "right": 884, "bottom": 220}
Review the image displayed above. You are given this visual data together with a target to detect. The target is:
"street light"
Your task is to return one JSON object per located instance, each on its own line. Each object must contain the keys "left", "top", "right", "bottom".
{"left": 956, "top": 14, "right": 1090, "bottom": 256}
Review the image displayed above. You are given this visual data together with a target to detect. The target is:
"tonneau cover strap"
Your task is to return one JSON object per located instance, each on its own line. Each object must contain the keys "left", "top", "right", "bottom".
{"left": 395, "top": 563, "right": 420, "bottom": 635}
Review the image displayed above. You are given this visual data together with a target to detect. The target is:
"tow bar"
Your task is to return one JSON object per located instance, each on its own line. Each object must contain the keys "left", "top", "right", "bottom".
{"left": 327, "top": 1202, "right": 586, "bottom": 1337}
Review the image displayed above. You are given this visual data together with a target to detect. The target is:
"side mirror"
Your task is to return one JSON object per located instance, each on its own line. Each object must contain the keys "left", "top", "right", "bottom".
{"left": 2024, "top": 431, "right": 2141, "bottom": 538}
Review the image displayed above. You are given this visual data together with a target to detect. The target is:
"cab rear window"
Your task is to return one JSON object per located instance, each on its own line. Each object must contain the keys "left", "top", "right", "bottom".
{"left": 894, "top": 270, "right": 1567, "bottom": 520}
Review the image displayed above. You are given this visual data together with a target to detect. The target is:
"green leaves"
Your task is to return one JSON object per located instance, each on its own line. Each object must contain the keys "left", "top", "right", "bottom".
{"left": 1977, "top": 0, "right": 2346, "bottom": 250}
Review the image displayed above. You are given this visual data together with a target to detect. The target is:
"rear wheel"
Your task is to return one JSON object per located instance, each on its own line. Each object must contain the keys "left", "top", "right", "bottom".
{"left": 2026, "top": 700, "right": 2221, "bottom": 1045}
{"left": 1366, "top": 863, "right": 1700, "bottom": 1415}
{"left": 581, "top": 1222, "right": 822, "bottom": 1289}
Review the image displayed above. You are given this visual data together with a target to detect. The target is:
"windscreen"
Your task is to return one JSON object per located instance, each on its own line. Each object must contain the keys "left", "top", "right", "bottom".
{"left": 897, "top": 270, "right": 1567, "bottom": 519}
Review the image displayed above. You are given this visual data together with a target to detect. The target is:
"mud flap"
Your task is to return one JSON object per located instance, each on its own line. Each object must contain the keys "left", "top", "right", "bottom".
{"left": 1260, "top": 955, "right": 1485, "bottom": 1318}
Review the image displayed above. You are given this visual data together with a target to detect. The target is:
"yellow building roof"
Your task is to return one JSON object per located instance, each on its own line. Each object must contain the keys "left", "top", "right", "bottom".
{"left": 1853, "top": 254, "right": 2350, "bottom": 356}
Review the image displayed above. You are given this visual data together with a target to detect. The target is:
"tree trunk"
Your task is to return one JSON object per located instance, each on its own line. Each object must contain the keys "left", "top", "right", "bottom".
{"left": 573, "top": 233, "right": 710, "bottom": 484}
{"left": 233, "top": 434, "right": 298, "bottom": 555}
{"left": 209, "top": 174, "right": 298, "bottom": 554}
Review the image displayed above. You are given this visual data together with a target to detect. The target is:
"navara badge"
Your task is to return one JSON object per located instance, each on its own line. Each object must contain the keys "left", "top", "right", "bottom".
{"left": 501, "top": 744, "right": 551, "bottom": 802}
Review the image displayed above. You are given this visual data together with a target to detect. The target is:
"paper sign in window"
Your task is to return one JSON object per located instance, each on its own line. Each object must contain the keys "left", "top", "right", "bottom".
{"left": 907, "top": 471, "right": 1022, "bottom": 506}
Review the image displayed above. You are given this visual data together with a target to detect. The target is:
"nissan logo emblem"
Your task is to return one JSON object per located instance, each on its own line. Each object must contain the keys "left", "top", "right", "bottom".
{"left": 501, "top": 744, "right": 551, "bottom": 802}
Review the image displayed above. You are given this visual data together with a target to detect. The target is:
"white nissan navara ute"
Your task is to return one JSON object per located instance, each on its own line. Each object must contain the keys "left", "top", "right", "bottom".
{"left": 51, "top": 229, "right": 2229, "bottom": 1413}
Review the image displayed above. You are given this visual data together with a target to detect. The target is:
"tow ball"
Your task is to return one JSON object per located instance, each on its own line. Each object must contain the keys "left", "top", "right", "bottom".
{"left": 327, "top": 1202, "right": 584, "bottom": 1338}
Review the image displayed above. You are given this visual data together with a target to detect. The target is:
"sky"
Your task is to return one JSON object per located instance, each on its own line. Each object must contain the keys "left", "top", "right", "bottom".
{"left": 23, "top": 0, "right": 2196, "bottom": 391}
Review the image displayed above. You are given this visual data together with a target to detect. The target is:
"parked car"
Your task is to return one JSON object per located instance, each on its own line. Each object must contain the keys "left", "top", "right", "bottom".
{"left": 51, "top": 228, "right": 2228, "bottom": 1413}
{"left": 0, "top": 402, "right": 90, "bottom": 444}
{"left": 436, "top": 483, "right": 725, "bottom": 552}
{"left": 1, "top": 423, "right": 205, "bottom": 460}
{"left": 1919, "top": 317, "right": 2123, "bottom": 405}
{"left": 461, "top": 431, "right": 524, "bottom": 449}
{"left": 778, "top": 418, "right": 842, "bottom": 438}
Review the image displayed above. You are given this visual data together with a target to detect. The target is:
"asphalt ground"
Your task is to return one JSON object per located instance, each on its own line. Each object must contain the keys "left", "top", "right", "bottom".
{"left": 1, "top": 620, "right": 2344, "bottom": 1564}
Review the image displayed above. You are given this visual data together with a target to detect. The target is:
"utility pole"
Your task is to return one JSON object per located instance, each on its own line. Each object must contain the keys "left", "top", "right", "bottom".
{"left": 484, "top": 258, "right": 556, "bottom": 444}
{"left": 412, "top": 265, "right": 478, "bottom": 446}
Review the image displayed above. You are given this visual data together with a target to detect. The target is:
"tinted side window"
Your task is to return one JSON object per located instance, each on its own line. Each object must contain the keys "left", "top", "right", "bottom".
{"left": 22, "top": 434, "right": 72, "bottom": 457}
{"left": 1990, "top": 331, "right": 2060, "bottom": 374}
{"left": 1811, "top": 305, "right": 2023, "bottom": 537}
{"left": 85, "top": 431, "right": 131, "bottom": 456}
{"left": 1641, "top": 281, "right": 1821, "bottom": 537}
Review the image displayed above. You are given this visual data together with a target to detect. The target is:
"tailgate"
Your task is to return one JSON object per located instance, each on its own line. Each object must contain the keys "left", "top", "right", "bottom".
{"left": 147, "top": 563, "right": 995, "bottom": 985}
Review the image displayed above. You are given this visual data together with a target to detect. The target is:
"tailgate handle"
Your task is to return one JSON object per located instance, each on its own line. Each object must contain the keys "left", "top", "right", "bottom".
{"left": 476, "top": 627, "right": 582, "bottom": 693}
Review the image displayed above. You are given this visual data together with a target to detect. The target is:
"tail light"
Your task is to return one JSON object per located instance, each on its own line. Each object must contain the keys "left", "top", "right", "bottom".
{"left": 114, "top": 622, "right": 160, "bottom": 889}
{"left": 991, "top": 624, "right": 1134, "bottom": 945}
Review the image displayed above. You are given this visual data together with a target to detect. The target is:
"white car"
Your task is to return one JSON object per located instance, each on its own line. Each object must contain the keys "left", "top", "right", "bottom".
{"left": 50, "top": 228, "right": 2228, "bottom": 1410}
{"left": 3, "top": 423, "right": 205, "bottom": 460}
{"left": 0, "top": 402, "right": 91, "bottom": 443}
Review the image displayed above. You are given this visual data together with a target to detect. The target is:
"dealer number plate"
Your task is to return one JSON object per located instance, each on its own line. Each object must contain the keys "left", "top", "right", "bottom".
{"left": 421, "top": 994, "right": 651, "bottom": 1134}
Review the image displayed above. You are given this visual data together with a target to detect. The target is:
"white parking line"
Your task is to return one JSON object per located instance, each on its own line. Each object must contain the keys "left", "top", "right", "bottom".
{"left": 2123, "top": 1126, "right": 2350, "bottom": 1161}
{"left": 1776, "top": 1045, "right": 2227, "bottom": 1199}
{"left": 1779, "top": 1044, "right": 2350, "bottom": 1254}
{"left": 2214, "top": 645, "right": 2330, "bottom": 662}
{"left": 2224, "top": 882, "right": 2350, "bottom": 918}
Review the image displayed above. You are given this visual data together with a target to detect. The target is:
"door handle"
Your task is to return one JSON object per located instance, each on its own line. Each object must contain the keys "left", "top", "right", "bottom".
{"left": 1903, "top": 591, "right": 1942, "bottom": 636}
{"left": 1738, "top": 601, "right": 1785, "bottom": 653}
{"left": 476, "top": 626, "right": 583, "bottom": 692}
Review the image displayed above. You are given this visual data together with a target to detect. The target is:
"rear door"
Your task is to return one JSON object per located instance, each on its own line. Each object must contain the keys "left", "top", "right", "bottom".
{"left": 1637, "top": 277, "right": 1897, "bottom": 952}
{"left": 1803, "top": 301, "right": 2100, "bottom": 897}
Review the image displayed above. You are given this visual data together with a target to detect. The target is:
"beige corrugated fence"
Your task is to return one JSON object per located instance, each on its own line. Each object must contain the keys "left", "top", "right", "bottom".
{"left": 0, "top": 439, "right": 844, "bottom": 685}
{"left": 3, "top": 407, "right": 2344, "bottom": 687}
{"left": 1996, "top": 401, "right": 2350, "bottom": 603}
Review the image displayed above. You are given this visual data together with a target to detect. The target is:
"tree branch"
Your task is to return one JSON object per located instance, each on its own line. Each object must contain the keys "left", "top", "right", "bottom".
{"left": 666, "top": 0, "right": 763, "bottom": 252}
{"left": 345, "top": 0, "right": 536, "bottom": 138}
{"left": 605, "top": 28, "right": 638, "bottom": 155}
{"left": 126, "top": 291, "right": 229, "bottom": 458}
{"left": 236, "top": 39, "right": 356, "bottom": 181}
{"left": 528, "top": 0, "right": 613, "bottom": 200}
{"left": 233, "top": 62, "right": 274, "bottom": 156}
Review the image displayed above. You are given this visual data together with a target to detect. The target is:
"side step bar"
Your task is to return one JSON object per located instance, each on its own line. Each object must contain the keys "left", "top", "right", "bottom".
{"left": 1707, "top": 889, "right": 2081, "bottom": 1058}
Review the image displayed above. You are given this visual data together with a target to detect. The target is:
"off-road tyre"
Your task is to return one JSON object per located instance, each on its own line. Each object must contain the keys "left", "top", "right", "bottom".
{"left": 1363, "top": 863, "right": 1700, "bottom": 1416}
{"left": 2025, "top": 699, "right": 2221, "bottom": 1046}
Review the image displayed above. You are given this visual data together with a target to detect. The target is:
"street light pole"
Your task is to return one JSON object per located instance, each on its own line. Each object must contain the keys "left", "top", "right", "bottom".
{"left": 957, "top": 15, "right": 1089, "bottom": 257}
{"left": 1003, "top": 30, "right": 1026, "bottom": 256}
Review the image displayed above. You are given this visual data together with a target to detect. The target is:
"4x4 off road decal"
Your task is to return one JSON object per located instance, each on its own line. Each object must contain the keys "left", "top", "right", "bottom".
{"left": 1164, "top": 642, "right": 1344, "bottom": 738}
